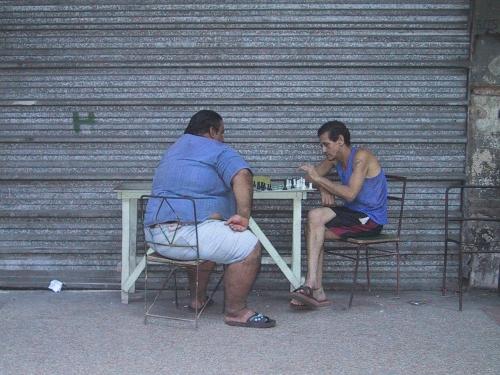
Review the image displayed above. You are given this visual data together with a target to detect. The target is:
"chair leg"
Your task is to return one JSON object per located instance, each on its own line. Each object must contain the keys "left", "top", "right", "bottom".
{"left": 144, "top": 261, "right": 149, "bottom": 325}
{"left": 396, "top": 242, "right": 400, "bottom": 296}
{"left": 365, "top": 246, "right": 371, "bottom": 292}
{"left": 145, "top": 266, "right": 175, "bottom": 318}
{"left": 221, "top": 265, "right": 227, "bottom": 314}
{"left": 498, "top": 262, "right": 500, "bottom": 296}
{"left": 202, "top": 271, "right": 224, "bottom": 317}
{"left": 194, "top": 264, "right": 199, "bottom": 328}
{"left": 173, "top": 269, "right": 179, "bottom": 308}
{"left": 143, "top": 261, "right": 224, "bottom": 327}
{"left": 442, "top": 240, "right": 449, "bottom": 296}
{"left": 458, "top": 245, "right": 463, "bottom": 311}
{"left": 349, "top": 248, "right": 360, "bottom": 309}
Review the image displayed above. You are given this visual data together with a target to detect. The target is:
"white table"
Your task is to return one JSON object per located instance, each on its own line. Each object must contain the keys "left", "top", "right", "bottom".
{"left": 115, "top": 182, "right": 311, "bottom": 303}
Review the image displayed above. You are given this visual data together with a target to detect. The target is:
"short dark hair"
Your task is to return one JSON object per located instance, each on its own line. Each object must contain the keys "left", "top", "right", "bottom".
{"left": 184, "top": 110, "right": 223, "bottom": 135}
{"left": 317, "top": 120, "right": 351, "bottom": 146}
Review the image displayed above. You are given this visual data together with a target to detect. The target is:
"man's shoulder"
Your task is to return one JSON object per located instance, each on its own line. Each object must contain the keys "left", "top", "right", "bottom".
{"left": 178, "top": 134, "right": 233, "bottom": 152}
{"left": 354, "top": 147, "right": 378, "bottom": 161}
{"left": 353, "top": 147, "right": 383, "bottom": 176}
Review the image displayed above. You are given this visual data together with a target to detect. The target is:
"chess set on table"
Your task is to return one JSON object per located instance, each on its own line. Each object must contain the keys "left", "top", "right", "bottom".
{"left": 253, "top": 175, "right": 314, "bottom": 191}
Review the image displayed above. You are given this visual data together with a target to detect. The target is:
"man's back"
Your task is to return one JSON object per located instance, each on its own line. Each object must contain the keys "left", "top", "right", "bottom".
{"left": 144, "top": 133, "right": 249, "bottom": 225}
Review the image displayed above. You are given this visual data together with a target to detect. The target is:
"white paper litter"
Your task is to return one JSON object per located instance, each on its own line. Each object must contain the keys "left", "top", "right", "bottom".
{"left": 48, "top": 279, "right": 63, "bottom": 293}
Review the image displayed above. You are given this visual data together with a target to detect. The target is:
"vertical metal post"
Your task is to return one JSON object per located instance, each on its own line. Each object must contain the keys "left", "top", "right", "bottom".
{"left": 442, "top": 187, "right": 450, "bottom": 295}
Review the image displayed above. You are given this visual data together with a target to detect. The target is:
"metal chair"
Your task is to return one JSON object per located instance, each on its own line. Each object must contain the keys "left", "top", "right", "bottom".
{"left": 140, "top": 195, "right": 224, "bottom": 328}
{"left": 324, "top": 175, "right": 407, "bottom": 308}
{"left": 442, "top": 184, "right": 500, "bottom": 311}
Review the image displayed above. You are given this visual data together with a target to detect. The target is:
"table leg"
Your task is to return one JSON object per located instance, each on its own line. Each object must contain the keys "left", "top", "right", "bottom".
{"left": 121, "top": 198, "right": 137, "bottom": 303}
{"left": 249, "top": 218, "right": 300, "bottom": 288}
{"left": 292, "top": 195, "right": 303, "bottom": 290}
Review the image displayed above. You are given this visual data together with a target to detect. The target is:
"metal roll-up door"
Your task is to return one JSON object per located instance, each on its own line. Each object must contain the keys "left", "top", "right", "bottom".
{"left": 0, "top": 1, "right": 470, "bottom": 289}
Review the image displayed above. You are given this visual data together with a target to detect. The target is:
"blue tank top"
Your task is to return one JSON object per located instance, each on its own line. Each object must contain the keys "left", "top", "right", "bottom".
{"left": 336, "top": 147, "right": 388, "bottom": 225}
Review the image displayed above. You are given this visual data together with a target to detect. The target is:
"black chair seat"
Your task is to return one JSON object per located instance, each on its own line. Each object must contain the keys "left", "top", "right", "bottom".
{"left": 342, "top": 234, "right": 400, "bottom": 245}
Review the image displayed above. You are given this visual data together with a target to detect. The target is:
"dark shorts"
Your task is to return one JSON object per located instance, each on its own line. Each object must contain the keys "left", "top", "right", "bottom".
{"left": 325, "top": 206, "right": 383, "bottom": 239}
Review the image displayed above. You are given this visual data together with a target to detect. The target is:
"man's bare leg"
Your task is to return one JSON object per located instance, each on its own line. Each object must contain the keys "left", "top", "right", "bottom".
{"left": 311, "top": 231, "right": 341, "bottom": 300}
{"left": 223, "top": 243, "right": 262, "bottom": 323}
{"left": 291, "top": 207, "right": 337, "bottom": 304}
{"left": 305, "top": 207, "right": 335, "bottom": 285}
{"left": 187, "top": 260, "right": 216, "bottom": 309}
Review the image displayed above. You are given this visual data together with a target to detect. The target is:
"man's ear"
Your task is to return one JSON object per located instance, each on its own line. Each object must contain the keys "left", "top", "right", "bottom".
{"left": 208, "top": 126, "right": 217, "bottom": 139}
{"left": 337, "top": 135, "right": 344, "bottom": 145}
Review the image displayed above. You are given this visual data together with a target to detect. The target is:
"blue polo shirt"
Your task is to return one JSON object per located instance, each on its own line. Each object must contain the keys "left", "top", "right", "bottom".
{"left": 144, "top": 134, "right": 251, "bottom": 226}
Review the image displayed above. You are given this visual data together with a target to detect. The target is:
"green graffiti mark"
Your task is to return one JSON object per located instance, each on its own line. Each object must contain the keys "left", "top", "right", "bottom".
{"left": 72, "top": 112, "right": 96, "bottom": 133}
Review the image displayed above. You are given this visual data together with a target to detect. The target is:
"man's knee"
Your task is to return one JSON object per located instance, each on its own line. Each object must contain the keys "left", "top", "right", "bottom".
{"left": 308, "top": 207, "right": 333, "bottom": 227}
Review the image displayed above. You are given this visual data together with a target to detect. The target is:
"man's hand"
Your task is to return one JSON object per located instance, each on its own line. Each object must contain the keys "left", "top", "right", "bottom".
{"left": 225, "top": 214, "right": 249, "bottom": 232}
{"left": 208, "top": 212, "right": 223, "bottom": 220}
{"left": 299, "top": 164, "right": 320, "bottom": 183}
{"left": 319, "top": 188, "right": 335, "bottom": 206}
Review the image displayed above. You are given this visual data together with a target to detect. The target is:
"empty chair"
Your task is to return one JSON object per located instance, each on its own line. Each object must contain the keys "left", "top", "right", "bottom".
{"left": 442, "top": 184, "right": 500, "bottom": 311}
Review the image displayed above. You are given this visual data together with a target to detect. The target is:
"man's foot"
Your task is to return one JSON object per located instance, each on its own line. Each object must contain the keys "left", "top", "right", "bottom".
{"left": 289, "top": 285, "right": 332, "bottom": 309}
{"left": 225, "top": 312, "right": 276, "bottom": 328}
{"left": 186, "top": 296, "right": 213, "bottom": 312}
{"left": 224, "top": 308, "right": 276, "bottom": 328}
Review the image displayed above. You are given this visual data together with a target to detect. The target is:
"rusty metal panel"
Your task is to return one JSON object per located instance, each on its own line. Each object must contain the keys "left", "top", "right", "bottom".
{"left": 0, "top": 0, "right": 471, "bottom": 289}
{"left": 0, "top": 67, "right": 468, "bottom": 103}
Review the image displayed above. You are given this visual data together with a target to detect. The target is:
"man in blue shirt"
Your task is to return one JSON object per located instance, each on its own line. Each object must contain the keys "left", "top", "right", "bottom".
{"left": 145, "top": 110, "right": 275, "bottom": 328}
{"left": 290, "top": 120, "right": 388, "bottom": 310}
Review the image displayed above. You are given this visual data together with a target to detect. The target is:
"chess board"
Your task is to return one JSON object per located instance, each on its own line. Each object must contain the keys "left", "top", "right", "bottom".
{"left": 253, "top": 175, "right": 314, "bottom": 191}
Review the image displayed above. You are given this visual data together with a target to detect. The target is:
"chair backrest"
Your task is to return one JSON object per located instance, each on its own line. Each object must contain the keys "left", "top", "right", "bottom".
{"left": 139, "top": 195, "right": 200, "bottom": 261}
{"left": 385, "top": 175, "right": 407, "bottom": 237}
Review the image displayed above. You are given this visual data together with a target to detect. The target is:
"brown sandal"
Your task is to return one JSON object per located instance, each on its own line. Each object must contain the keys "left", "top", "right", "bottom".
{"left": 289, "top": 299, "right": 314, "bottom": 310}
{"left": 290, "top": 285, "right": 332, "bottom": 309}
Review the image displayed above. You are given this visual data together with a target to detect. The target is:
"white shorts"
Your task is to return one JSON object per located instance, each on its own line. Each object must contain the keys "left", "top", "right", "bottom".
{"left": 144, "top": 219, "right": 258, "bottom": 264}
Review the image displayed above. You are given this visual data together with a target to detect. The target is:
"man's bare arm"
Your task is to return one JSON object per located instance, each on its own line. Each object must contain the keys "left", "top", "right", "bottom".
{"left": 313, "top": 159, "right": 336, "bottom": 205}
{"left": 314, "top": 158, "right": 336, "bottom": 177}
{"left": 227, "top": 168, "right": 253, "bottom": 231}
{"left": 301, "top": 150, "right": 369, "bottom": 202}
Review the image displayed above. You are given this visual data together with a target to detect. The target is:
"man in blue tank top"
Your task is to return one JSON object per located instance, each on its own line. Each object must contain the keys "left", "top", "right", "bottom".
{"left": 290, "top": 120, "right": 388, "bottom": 310}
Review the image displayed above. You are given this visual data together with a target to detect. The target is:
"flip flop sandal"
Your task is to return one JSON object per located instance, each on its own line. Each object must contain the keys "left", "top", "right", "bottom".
{"left": 225, "top": 312, "right": 276, "bottom": 328}
{"left": 290, "top": 285, "right": 332, "bottom": 309}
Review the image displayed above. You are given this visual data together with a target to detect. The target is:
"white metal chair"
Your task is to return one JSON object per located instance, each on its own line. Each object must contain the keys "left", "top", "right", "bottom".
{"left": 140, "top": 195, "right": 223, "bottom": 328}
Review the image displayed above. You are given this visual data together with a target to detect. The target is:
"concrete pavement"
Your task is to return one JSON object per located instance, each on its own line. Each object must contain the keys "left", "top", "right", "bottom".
{"left": 1, "top": 288, "right": 499, "bottom": 375}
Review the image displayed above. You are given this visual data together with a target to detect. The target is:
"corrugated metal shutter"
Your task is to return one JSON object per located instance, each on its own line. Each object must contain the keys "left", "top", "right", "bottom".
{"left": 0, "top": 1, "right": 470, "bottom": 289}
